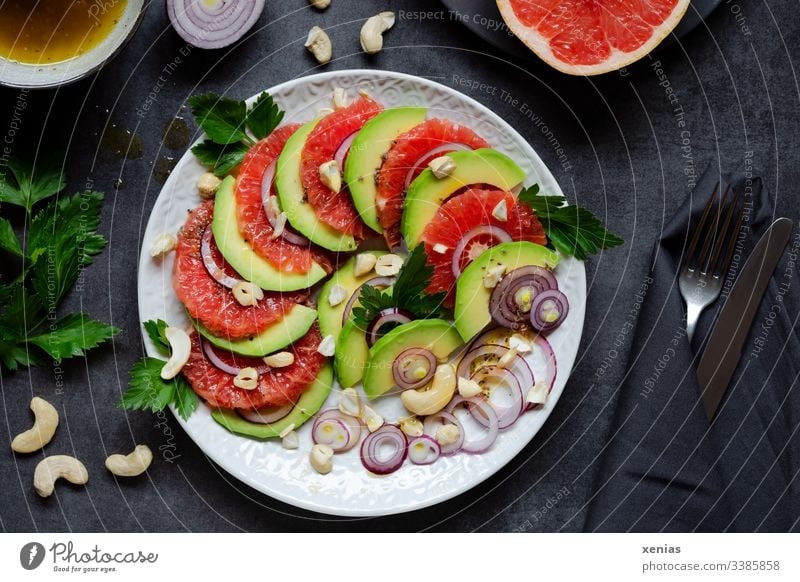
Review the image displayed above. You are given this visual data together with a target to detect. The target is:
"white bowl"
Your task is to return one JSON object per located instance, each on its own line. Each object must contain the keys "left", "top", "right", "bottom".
{"left": 0, "top": 0, "right": 145, "bottom": 89}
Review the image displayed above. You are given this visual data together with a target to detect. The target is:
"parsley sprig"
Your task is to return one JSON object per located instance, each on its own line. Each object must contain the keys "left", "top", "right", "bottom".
{"left": 189, "top": 92, "right": 284, "bottom": 176}
{"left": 351, "top": 246, "right": 449, "bottom": 330}
{"left": 0, "top": 155, "right": 119, "bottom": 371}
{"left": 519, "top": 185, "right": 623, "bottom": 261}
{"left": 120, "top": 319, "right": 198, "bottom": 421}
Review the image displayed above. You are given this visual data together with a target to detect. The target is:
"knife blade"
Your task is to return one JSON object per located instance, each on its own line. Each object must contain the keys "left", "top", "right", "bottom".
{"left": 697, "top": 217, "right": 794, "bottom": 421}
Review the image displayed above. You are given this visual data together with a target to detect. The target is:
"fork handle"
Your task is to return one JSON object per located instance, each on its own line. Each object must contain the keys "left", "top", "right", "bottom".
{"left": 686, "top": 303, "right": 703, "bottom": 343}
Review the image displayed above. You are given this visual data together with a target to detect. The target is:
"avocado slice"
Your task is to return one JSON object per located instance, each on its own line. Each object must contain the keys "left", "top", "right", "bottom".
{"left": 275, "top": 120, "right": 357, "bottom": 252}
{"left": 317, "top": 251, "right": 389, "bottom": 342}
{"left": 344, "top": 107, "right": 428, "bottom": 233}
{"left": 454, "top": 241, "right": 559, "bottom": 341}
{"left": 194, "top": 304, "right": 317, "bottom": 357}
{"left": 211, "top": 363, "right": 334, "bottom": 439}
{"left": 362, "top": 319, "right": 463, "bottom": 399}
{"left": 401, "top": 148, "right": 526, "bottom": 248}
{"left": 334, "top": 318, "right": 370, "bottom": 388}
{"left": 212, "top": 176, "right": 327, "bottom": 291}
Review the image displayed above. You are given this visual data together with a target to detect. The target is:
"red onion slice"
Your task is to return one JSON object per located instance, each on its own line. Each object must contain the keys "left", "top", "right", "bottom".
{"left": 470, "top": 366, "right": 525, "bottom": 429}
{"left": 334, "top": 132, "right": 359, "bottom": 169}
{"left": 167, "top": 0, "right": 266, "bottom": 50}
{"left": 201, "top": 227, "right": 244, "bottom": 289}
{"left": 360, "top": 425, "right": 407, "bottom": 474}
{"left": 392, "top": 348, "right": 436, "bottom": 391}
{"left": 341, "top": 276, "right": 396, "bottom": 325}
{"left": 237, "top": 404, "right": 293, "bottom": 425}
{"left": 403, "top": 142, "right": 473, "bottom": 190}
{"left": 365, "top": 308, "right": 414, "bottom": 347}
{"left": 407, "top": 436, "right": 441, "bottom": 465}
{"left": 261, "top": 162, "right": 310, "bottom": 247}
{"left": 489, "top": 266, "right": 559, "bottom": 330}
{"left": 445, "top": 396, "right": 499, "bottom": 454}
{"left": 526, "top": 335, "right": 558, "bottom": 410}
{"left": 530, "top": 289, "right": 569, "bottom": 332}
{"left": 451, "top": 225, "right": 512, "bottom": 278}
{"left": 422, "top": 411, "right": 464, "bottom": 456}
{"left": 312, "top": 409, "right": 362, "bottom": 452}
{"left": 456, "top": 344, "right": 535, "bottom": 392}
{"left": 202, "top": 339, "right": 269, "bottom": 375}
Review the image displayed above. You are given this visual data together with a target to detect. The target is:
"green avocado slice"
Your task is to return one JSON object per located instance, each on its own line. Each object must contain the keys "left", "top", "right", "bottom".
{"left": 454, "top": 241, "right": 560, "bottom": 342}
{"left": 344, "top": 107, "right": 428, "bottom": 233}
{"left": 275, "top": 120, "right": 357, "bottom": 252}
{"left": 362, "top": 319, "right": 463, "bottom": 400}
{"left": 334, "top": 318, "right": 370, "bottom": 388}
{"left": 194, "top": 304, "right": 317, "bottom": 357}
{"left": 401, "top": 148, "right": 526, "bottom": 248}
{"left": 211, "top": 363, "right": 334, "bottom": 439}
{"left": 211, "top": 176, "right": 327, "bottom": 291}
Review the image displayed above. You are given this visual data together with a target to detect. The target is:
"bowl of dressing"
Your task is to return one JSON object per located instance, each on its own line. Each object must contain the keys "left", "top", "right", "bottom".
{"left": 0, "top": 0, "right": 145, "bottom": 89}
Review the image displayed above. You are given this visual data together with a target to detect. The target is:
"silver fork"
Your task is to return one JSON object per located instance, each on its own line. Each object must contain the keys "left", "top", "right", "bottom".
{"left": 678, "top": 184, "right": 745, "bottom": 342}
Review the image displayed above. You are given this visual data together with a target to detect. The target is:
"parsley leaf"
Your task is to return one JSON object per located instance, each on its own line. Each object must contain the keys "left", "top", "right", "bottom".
{"left": 246, "top": 92, "right": 284, "bottom": 140}
{"left": 351, "top": 246, "right": 449, "bottom": 329}
{"left": 174, "top": 379, "right": 199, "bottom": 421}
{"left": 143, "top": 319, "right": 170, "bottom": 357}
{"left": 0, "top": 217, "right": 23, "bottom": 257}
{"left": 0, "top": 155, "right": 66, "bottom": 212}
{"left": 120, "top": 357, "right": 178, "bottom": 413}
{"left": 191, "top": 141, "right": 250, "bottom": 177}
{"left": 519, "top": 185, "right": 623, "bottom": 261}
{"left": 27, "top": 313, "right": 119, "bottom": 360}
{"left": 188, "top": 93, "right": 250, "bottom": 145}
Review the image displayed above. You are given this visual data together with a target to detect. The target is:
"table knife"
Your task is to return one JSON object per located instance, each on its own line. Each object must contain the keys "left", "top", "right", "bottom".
{"left": 697, "top": 217, "right": 793, "bottom": 421}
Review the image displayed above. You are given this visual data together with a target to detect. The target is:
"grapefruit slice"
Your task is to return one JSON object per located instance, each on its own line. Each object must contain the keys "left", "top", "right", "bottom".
{"left": 300, "top": 96, "right": 383, "bottom": 238}
{"left": 235, "top": 124, "right": 332, "bottom": 274}
{"left": 496, "top": 0, "right": 691, "bottom": 75}
{"left": 173, "top": 201, "right": 305, "bottom": 340}
{"left": 376, "top": 119, "right": 489, "bottom": 249}
{"left": 421, "top": 189, "right": 547, "bottom": 306}
{"left": 182, "top": 325, "right": 326, "bottom": 409}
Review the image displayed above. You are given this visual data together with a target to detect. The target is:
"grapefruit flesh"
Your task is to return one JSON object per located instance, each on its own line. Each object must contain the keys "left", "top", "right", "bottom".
{"left": 236, "top": 124, "right": 331, "bottom": 274}
{"left": 497, "top": 0, "right": 691, "bottom": 75}
{"left": 376, "top": 118, "right": 489, "bottom": 249}
{"left": 173, "top": 201, "right": 305, "bottom": 340}
{"left": 422, "top": 189, "right": 547, "bottom": 306}
{"left": 300, "top": 97, "right": 382, "bottom": 238}
{"left": 182, "top": 325, "right": 326, "bottom": 409}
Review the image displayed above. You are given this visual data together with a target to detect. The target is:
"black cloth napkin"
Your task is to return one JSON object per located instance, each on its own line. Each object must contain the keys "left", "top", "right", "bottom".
{"left": 585, "top": 167, "right": 800, "bottom": 532}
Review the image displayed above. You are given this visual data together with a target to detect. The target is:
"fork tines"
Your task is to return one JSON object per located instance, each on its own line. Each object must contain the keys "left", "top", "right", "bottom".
{"left": 685, "top": 183, "right": 746, "bottom": 277}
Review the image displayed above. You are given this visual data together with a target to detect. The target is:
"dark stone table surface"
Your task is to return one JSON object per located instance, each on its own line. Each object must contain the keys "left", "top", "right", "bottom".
{"left": 1, "top": 0, "right": 798, "bottom": 532}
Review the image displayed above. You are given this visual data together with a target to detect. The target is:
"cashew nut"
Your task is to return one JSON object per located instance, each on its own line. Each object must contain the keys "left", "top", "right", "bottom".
{"left": 338, "top": 387, "right": 361, "bottom": 417}
{"left": 319, "top": 160, "right": 341, "bottom": 193}
{"left": 33, "top": 455, "right": 89, "bottom": 497}
{"left": 509, "top": 333, "right": 532, "bottom": 354}
{"left": 332, "top": 87, "right": 350, "bottom": 109}
{"left": 432, "top": 243, "right": 449, "bottom": 254}
{"left": 232, "top": 281, "right": 264, "bottom": 306}
{"left": 457, "top": 376, "right": 483, "bottom": 399}
{"left": 361, "top": 405, "right": 384, "bottom": 432}
{"left": 317, "top": 334, "right": 336, "bottom": 357}
{"left": 374, "top": 253, "right": 403, "bottom": 276}
{"left": 105, "top": 445, "right": 153, "bottom": 477}
{"left": 428, "top": 155, "right": 456, "bottom": 179}
{"left": 270, "top": 212, "right": 287, "bottom": 240}
{"left": 327, "top": 284, "right": 348, "bottom": 307}
{"left": 399, "top": 416, "right": 423, "bottom": 437}
{"left": 308, "top": 0, "right": 331, "bottom": 9}
{"left": 401, "top": 364, "right": 456, "bottom": 416}
{"left": 360, "top": 12, "right": 395, "bottom": 55}
{"left": 526, "top": 381, "right": 549, "bottom": 406}
{"left": 482, "top": 264, "right": 506, "bottom": 289}
{"left": 354, "top": 252, "right": 377, "bottom": 277}
{"left": 150, "top": 233, "right": 177, "bottom": 258}
{"left": 233, "top": 367, "right": 259, "bottom": 390}
{"left": 282, "top": 430, "right": 299, "bottom": 450}
{"left": 160, "top": 327, "right": 191, "bottom": 380}
{"left": 310, "top": 443, "right": 334, "bottom": 474}
{"left": 263, "top": 351, "right": 295, "bottom": 368}
{"left": 305, "top": 26, "right": 332, "bottom": 64}
{"left": 435, "top": 424, "right": 461, "bottom": 447}
{"left": 492, "top": 199, "right": 508, "bottom": 221}
{"left": 11, "top": 397, "right": 59, "bottom": 454}
{"left": 197, "top": 172, "right": 221, "bottom": 199}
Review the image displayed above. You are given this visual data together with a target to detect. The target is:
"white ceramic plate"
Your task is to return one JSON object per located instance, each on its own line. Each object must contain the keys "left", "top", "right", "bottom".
{"left": 137, "top": 70, "right": 586, "bottom": 517}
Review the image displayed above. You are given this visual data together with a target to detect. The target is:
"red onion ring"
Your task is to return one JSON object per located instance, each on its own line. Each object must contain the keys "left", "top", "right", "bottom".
{"left": 422, "top": 411, "right": 464, "bottom": 456}
{"left": 527, "top": 334, "right": 558, "bottom": 410}
{"left": 403, "top": 142, "right": 473, "bottom": 190}
{"left": 456, "top": 344, "right": 535, "bottom": 392}
{"left": 360, "top": 425, "right": 407, "bottom": 474}
{"left": 313, "top": 409, "right": 362, "bottom": 452}
{"left": 366, "top": 308, "right": 414, "bottom": 347}
{"left": 451, "top": 225, "right": 512, "bottom": 278}
{"left": 445, "top": 396, "right": 499, "bottom": 454}
{"left": 530, "top": 289, "right": 569, "bottom": 332}
{"left": 201, "top": 226, "right": 244, "bottom": 289}
{"left": 261, "top": 161, "right": 310, "bottom": 247}
{"left": 392, "top": 348, "right": 436, "bottom": 391}
{"left": 167, "top": 0, "right": 266, "bottom": 50}
{"left": 334, "top": 132, "right": 359, "bottom": 169}
{"left": 470, "top": 366, "right": 525, "bottom": 429}
{"left": 407, "top": 435, "right": 441, "bottom": 465}
{"left": 341, "top": 276, "right": 396, "bottom": 326}
{"left": 202, "top": 339, "right": 269, "bottom": 375}
{"left": 237, "top": 404, "right": 293, "bottom": 425}
{"left": 489, "top": 266, "right": 558, "bottom": 330}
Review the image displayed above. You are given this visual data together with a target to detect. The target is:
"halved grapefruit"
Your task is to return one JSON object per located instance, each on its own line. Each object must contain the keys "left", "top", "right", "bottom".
{"left": 235, "top": 124, "right": 332, "bottom": 274}
{"left": 496, "top": 0, "right": 691, "bottom": 75}
{"left": 173, "top": 201, "right": 305, "bottom": 340}
{"left": 421, "top": 189, "right": 547, "bottom": 306}
{"left": 182, "top": 325, "right": 326, "bottom": 409}
{"left": 376, "top": 118, "right": 489, "bottom": 249}
{"left": 300, "top": 96, "right": 383, "bottom": 239}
